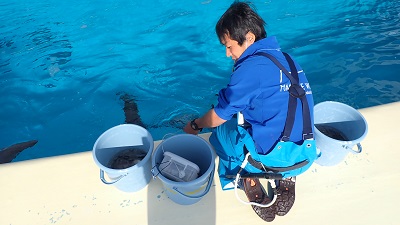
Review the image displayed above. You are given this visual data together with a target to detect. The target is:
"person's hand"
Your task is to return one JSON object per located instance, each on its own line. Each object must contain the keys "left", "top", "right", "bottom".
{"left": 183, "top": 121, "right": 200, "bottom": 135}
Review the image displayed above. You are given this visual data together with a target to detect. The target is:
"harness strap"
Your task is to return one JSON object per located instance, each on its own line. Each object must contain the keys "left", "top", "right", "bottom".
{"left": 247, "top": 155, "right": 309, "bottom": 173}
{"left": 283, "top": 52, "right": 314, "bottom": 140}
{"left": 225, "top": 172, "right": 283, "bottom": 180}
{"left": 254, "top": 52, "right": 314, "bottom": 141}
{"left": 282, "top": 53, "right": 299, "bottom": 141}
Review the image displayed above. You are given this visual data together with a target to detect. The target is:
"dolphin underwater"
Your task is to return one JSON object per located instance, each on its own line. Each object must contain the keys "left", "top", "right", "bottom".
{"left": 118, "top": 92, "right": 201, "bottom": 130}
{"left": 0, "top": 140, "right": 38, "bottom": 164}
{"left": 118, "top": 92, "right": 146, "bottom": 128}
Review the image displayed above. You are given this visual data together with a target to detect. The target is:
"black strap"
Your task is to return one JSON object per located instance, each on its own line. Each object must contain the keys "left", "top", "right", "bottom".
{"left": 248, "top": 155, "right": 309, "bottom": 173}
{"left": 254, "top": 52, "right": 313, "bottom": 141}
{"left": 281, "top": 52, "right": 299, "bottom": 141}
{"left": 283, "top": 53, "right": 313, "bottom": 140}
{"left": 225, "top": 172, "right": 283, "bottom": 180}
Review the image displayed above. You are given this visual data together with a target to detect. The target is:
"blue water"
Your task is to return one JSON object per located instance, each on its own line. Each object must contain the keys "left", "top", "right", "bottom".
{"left": 1, "top": 0, "right": 399, "bottom": 162}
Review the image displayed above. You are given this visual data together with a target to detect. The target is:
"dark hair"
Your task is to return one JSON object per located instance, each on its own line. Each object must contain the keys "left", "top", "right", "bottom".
{"left": 216, "top": 1, "right": 266, "bottom": 45}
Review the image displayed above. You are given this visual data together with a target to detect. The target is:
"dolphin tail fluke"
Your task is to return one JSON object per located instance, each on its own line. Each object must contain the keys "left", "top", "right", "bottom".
{"left": 0, "top": 140, "right": 38, "bottom": 164}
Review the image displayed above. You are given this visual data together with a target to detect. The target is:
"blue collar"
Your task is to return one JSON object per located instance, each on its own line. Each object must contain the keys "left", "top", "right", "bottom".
{"left": 234, "top": 36, "right": 281, "bottom": 69}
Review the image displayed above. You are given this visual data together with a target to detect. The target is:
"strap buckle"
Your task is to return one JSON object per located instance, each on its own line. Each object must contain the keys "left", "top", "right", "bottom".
{"left": 289, "top": 84, "right": 306, "bottom": 98}
{"left": 303, "top": 133, "right": 314, "bottom": 140}
{"left": 281, "top": 135, "right": 290, "bottom": 142}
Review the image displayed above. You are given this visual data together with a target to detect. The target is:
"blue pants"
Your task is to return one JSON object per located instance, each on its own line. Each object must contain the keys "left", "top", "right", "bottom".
{"left": 209, "top": 119, "right": 261, "bottom": 190}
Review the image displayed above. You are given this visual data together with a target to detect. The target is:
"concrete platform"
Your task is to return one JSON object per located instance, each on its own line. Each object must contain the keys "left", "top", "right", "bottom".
{"left": 1, "top": 102, "right": 399, "bottom": 225}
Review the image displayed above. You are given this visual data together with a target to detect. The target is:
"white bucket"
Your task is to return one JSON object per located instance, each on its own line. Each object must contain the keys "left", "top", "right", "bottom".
{"left": 151, "top": 134, "right": 215, "bottom": 205}
{"left": 92, "top": 124, "right": 153, "bottom": 192}
{"left": 314, "top": 101, "right": 368, "bottom": 166}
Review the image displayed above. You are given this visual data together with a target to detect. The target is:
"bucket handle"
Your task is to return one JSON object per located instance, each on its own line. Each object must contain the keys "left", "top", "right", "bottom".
{"left": 100, "top": 169, "right": 127, "bottom": 185}
{"left": 172, "top": 168, "right": 215, "bottom": 199}
{"left": 343, "top": 143, "right": 362, "bottom": 154}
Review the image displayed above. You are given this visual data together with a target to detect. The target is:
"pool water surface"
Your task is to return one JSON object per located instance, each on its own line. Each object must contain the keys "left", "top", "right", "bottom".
{"left": 0, "top": 0, "right": 399, "bottom": 161}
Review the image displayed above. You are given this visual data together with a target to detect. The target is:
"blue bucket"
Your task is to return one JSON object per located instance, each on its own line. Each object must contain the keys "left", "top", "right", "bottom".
{"left": 314, "top": 101, "right": 368, "bottom": 166}
{"left": 92, "top": 124, "right": 153, "bottom": 192}
{"left": 151, "top": 134, "right": 215, "bottom": 205}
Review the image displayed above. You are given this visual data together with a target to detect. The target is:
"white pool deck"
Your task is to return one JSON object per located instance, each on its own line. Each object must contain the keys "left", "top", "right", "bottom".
{"left": 1, "top": 102, "right": 400, "bottom": 225}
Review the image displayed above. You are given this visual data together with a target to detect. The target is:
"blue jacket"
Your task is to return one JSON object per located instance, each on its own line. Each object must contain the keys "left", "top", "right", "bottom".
{"left": 214, "top": 36, "right": 314, "bottom": 154}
